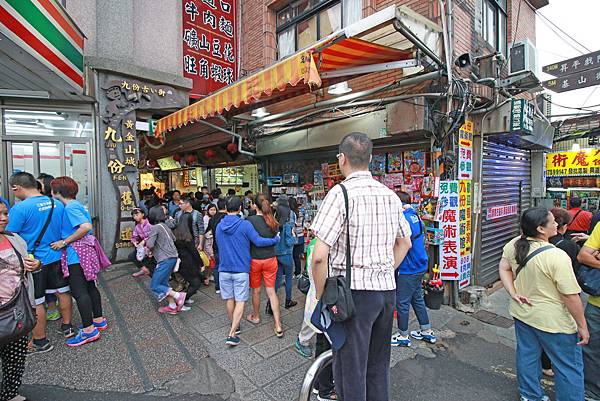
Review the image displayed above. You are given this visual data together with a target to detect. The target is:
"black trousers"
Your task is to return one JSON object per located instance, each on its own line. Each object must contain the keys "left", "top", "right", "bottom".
{"left": 315, "top": 333, "right": 335, "bottom": 396}
{"left": 292, "top": 242, "right": 304, "bottom": 276}
{"left": 175, "top": 240, "right": 203, "bottom": 300}
{"left": 332, "top": 290, "right": 395, "bottom": 401}
{"left": 68, "top": 263, "right": 103, "bottom": 327}
{"left": 128, "top": 250, "right": 156, "bottom": 275}
{"left": 0, "top": 336, "right": 27, "bottom": 401}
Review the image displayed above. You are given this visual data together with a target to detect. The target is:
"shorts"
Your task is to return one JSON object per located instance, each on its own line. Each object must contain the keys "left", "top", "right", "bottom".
{"left": 219, "top": 272, "right": 249, "bottom": 302}
{"left": 249, "top": 258, "right": 278, "bottom": 289}
{"left": 33, "top": 261, "right": 70, "bottom": 305}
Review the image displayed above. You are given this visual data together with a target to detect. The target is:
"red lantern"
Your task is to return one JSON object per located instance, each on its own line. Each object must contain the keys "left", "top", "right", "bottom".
{"left": 173, "top": 154, "right": 181, "bottom": 162}
{"left": 186, "top": 154, "right": 196, "bottom": 164}
{"left": 205, "top": 149, "right": 216, "bottom": 158}
{"left": 226, "top": 142, "right": 238, "bottom": 154}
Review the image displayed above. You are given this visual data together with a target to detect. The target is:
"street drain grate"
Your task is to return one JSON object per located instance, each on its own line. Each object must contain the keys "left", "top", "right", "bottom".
{"left": 471, "top": 310, "right": 514, "bottom": 328}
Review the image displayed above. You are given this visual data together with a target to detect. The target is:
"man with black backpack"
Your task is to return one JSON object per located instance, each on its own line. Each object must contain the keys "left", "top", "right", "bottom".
{"left": 7, "top": 172, "right": 76, "bottom": 354}
{"left": 391, "top": 191, "right": 436, "bottom": 348}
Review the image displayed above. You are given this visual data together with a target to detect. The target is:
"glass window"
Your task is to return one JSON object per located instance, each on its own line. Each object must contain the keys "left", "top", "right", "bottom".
{"left": 65, "top": 143, "right": 90, "bottom": 208}
{"left": 319, "top": 3, "right": 342, "bottom": 38}
{"left": 278, "top": 27, "right": 295, "bottom": 58}
{"left": 295, "top": 0, "right": 311, "bottom": 15}
{"left": 481, "top": 0, "right": 507, "bottom": 55}
{"left": 498, "top": 12, "right": 507, "bottom": 56}
{"left": 10, "top": 143, "right": 34, "bottom": 174}
{"left": 343, "top": 0, "right": 361, "bottom": 27}
{"left": 39, "top": 143, "right": 61, "bottom": 178}
{"left": 3, "top": 110, "right": 93, "bottom": 137}
{"left": 297, "top": 15, "right": 317, "bottom": 50}
{"left": 277, "top": 6, "right": 294, "bottom": 27}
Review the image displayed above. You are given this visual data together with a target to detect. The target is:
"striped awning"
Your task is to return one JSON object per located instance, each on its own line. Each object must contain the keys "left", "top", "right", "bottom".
{"left": 155, "top": 5, "right": 440, "bottom": 138}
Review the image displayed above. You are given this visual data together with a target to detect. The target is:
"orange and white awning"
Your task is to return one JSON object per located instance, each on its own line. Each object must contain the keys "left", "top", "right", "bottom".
{"left": 154, "top": 5, "right": 441, "bottom": 138}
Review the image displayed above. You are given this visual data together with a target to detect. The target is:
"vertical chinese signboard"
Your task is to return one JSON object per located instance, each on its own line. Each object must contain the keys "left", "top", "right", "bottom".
{"left": 438, "top": 181, "right": 460, "bottom": 281}
{"left": 458, "top": 180, "right": 472, "bottom": 289}
{"left": 183, "top": 0, "right": 237, "bottom": 98}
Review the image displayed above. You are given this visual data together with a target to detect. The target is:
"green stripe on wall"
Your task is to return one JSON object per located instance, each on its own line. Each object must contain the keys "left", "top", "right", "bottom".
{"left": 5, "top": 0, "right": 83, "bottom": 71}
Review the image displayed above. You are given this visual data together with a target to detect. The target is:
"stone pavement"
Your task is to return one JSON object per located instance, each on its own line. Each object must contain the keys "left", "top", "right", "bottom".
{"left": 21, "top": 263, "right": 535, "bottom": 400}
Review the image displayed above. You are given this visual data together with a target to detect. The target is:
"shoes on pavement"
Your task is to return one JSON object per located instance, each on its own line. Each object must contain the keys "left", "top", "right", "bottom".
{"left": 93, "top": 318, "right": 108, "bottom": 331}
{"left": 285, "top": 299, "right": 297, "bottom": 309}
{"left": 317, "top": 391, "right": 339, "bottom": 400}
{"left": 391, "top": 332, "right": 411, "bottom": 347}
{"left": 27, "top": 339, "right": 54, "bottom": 355}
{"left": 235, "top": 326, "right": 241, "bottom": 335}
{"left": 174, "top": 292, "right": 187, "bottom": 311}
{"left": 58, "top": 323, "right": 78, "bottom": 338}
{"left": 46, "top": 309, "right": 60, "bottom": 321}
{"left": 226, "top": 336, "right": 240, "bottom": 346}
{"left": 520, "top": 396, "right": 550, "bottom": 401}
{"left": 215, "top": 289, "right": 221, "bottom": 294}
{"left": 185, "top": 299, "right": 195, "bottom": 305}
{"left": 181, "top": 305, "right": 191, "bottom": 311}
{"left": 67, "top": 328, "right": 100, "bottom": 347}
{"left": 158, "top": 305, "right": 178, "bottom": 314}
{"left": 410, "top": 330, "right": 437, "bottom": 344}
{"left": 132, "top": 266, "right": 150, "bottom": 277}
{"left": 295, "top": 339, "right": 313, "bottom": 358}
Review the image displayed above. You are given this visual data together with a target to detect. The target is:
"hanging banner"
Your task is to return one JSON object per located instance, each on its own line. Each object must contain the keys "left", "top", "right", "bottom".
{"left": 438, "top": 180, "right": 460, "bottom": 281}
{"left": 458, "top": 139, "right": 473, "bottom": 180}
{"left": 458, "top": 180, "right": 472, "bottom": 289}
{"left": 546, "top": 148, "right": 600, "bottom": 177}
{"left": 182, "top": 0, "right": 237, "bottom": 98}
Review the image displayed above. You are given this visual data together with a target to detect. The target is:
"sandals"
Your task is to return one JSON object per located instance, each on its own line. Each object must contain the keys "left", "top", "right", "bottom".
{"left": 246, "top": 314, "right": 260, "bottom": 324}
{"left": 274, "top": 327, "right": 284, "bottom": 338}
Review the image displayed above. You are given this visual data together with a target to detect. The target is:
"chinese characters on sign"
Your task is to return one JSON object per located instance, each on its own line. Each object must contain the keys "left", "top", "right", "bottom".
{"left": 543, "top": 50, "right": 600, "bottom": 77}
{"left": 438, "top": 181, "right": 460, "bottom": 281}
{"left": 543, "top": 66, "right": 600, "bottom": 94}
{"left": 183, "top": 0, "right": 237, "bottom": 98}
{"left": 458, "top": 139, "right": 473, "bottom": 180}
{"left": 546, "top": 148, "right": 600, "bottom": 177}
{"left": 486, "top": 204, "right": 518, "bottom": 221}
{"left": 458, "top": 180, "right": 472, "bottom": 289}
{"left": 510, "top": 99, "right": 534, "bottom": 133}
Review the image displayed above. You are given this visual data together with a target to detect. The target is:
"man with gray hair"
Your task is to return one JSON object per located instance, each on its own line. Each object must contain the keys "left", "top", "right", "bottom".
{"left": 310, "top": 132, "right": 413, "bottom": 401}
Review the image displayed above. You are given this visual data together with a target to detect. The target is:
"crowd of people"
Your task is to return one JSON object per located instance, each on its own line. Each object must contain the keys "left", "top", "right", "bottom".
{"left": 1, "top": 133, "right": 599, "bottom": 401}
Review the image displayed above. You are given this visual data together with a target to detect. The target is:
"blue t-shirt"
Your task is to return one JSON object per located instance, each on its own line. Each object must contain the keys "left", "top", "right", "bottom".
{"left": 62, "top": 201, "right": 92, "bottom": 266}
{"left": 397, "top": 207, "right": 428, "bottom": 275}
{"left": 6, "top": 195, "right": 64, "bottom": 265}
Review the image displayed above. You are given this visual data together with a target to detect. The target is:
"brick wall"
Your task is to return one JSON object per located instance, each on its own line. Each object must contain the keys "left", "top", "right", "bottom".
{"left": 508, "top": 0, "right": 536, "bottom": 45}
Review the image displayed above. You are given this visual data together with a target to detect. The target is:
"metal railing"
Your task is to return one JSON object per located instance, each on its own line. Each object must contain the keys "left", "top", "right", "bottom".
{"left": 297, "top": 349, "right": 333, "bottom": 401}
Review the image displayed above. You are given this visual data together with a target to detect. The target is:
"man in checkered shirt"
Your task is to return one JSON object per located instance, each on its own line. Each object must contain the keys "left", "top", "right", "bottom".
{"left": 311, "top": 132, "right": 412, "bottom": 401}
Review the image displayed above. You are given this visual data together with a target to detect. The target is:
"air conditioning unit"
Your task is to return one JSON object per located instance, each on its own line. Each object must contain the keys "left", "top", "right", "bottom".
{"left": 536, "top": 93, "right": 552, "bottom": 118}
{"left": 509, "top": 39, "right": 538, "bottom": 77}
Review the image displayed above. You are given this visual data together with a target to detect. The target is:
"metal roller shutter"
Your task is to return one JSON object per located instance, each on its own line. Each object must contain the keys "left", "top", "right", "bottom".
{"left": 477, "top": 141, "right": 531, "bottom": 286}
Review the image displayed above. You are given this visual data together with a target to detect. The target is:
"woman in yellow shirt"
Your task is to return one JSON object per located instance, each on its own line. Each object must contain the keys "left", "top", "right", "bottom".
{"left": 499, "top": 207, "right": 589, "bottom": 401}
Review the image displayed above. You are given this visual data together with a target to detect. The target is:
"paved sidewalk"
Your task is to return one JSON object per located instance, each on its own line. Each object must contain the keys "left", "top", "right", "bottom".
{"left": 21, "top": 263, "right": 534, "bottom": 400}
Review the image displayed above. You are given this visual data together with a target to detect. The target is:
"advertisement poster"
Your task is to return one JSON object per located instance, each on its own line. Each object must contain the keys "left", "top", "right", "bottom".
{"left": 382, "top": 173, "right": 403, "bottom": 189}
{"left": 546, "top": 148, "right": 600, "bottom": 177}
{"left": 182, "top": 0, "right": 238, "bottom": 98}
{"left": 387, "top": 152, "right": 403, "bottom": 173}
{"left": 458, "top": 138, "right": 473, "bottom": 180}
{"left": 404, "top": 151, "right": 426, "bottom": 175}
{"left": 438, "top": 180, "right": 460, "bottom": 281}
{"left": 458, "top": 180, "right": 472, "bottom": 289}
{"left": 369, "top": 154, "right": 386, "bottom": 176}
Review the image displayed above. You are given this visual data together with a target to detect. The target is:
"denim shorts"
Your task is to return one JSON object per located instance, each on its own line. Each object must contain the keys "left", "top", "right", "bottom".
{"left": 219, "top": 272, "right": 249, "bottom": 302}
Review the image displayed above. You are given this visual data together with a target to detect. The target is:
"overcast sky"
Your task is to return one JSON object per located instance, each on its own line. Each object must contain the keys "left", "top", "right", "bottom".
{"left": 536, "top": 0, "right": 599, "bottom": 121}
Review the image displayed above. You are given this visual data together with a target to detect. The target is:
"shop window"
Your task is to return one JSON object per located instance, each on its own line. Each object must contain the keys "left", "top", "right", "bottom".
{"left": 276, "top": 0, "right": 361, "bottom": 59}
{"left": 482, "top": 0, "right": 507, "bottom": 56}
{"left": 3, "top": 109, "right": 93, "bottom": 138}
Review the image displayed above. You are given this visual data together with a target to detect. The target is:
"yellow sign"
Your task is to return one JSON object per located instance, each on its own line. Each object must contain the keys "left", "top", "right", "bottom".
{"left": 121, "top": 191, "right": 133, "bottom": 207}
{"left": 546, "top": 148, "right": 600, "bottom": 177}
{"left": 108, "top": 159, "right": 126, "bottom": 174}
{"left": 157, "top": 156, "right": 181, "bottom": 171}
{"left": 104, "top": 127, "right": 122, "bottom": 143}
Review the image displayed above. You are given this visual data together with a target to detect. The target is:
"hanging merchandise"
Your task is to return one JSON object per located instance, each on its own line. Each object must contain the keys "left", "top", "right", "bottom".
{"left": 387, "top": 151, "right": 403, "bottom": 173}
{"left": 370, "top": 154, "right": 386, "bottom": 176}
{"left": 404, "top": 151, "right": 426, "bottom": 175}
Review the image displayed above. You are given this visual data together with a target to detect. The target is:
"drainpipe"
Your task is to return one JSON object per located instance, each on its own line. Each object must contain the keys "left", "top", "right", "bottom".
{"left": 195, "top": 118, "right": 255, "bottom": 157}
{"left": 249, "top": 71, "right": 441, "bottom": 126}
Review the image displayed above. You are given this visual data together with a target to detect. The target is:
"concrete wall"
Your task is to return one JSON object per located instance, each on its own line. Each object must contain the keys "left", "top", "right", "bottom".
{"left": 66, "top": 0, "right": 183, "bottom": 77}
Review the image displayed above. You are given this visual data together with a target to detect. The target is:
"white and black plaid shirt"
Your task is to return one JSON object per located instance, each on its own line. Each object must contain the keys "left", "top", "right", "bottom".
{"left": 310, "top": 171, "right": 411, "bottom": 291}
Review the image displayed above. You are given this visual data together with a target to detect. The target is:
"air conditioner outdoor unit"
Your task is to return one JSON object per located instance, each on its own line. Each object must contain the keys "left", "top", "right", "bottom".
{"left": 509, "top": 39, "right": 538, "bottom": 78}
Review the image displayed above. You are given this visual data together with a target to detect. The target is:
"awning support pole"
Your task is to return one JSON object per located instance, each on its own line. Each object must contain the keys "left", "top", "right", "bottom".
{"left": 195, "top": 119, "right": 255, "bottom": 157}
{"left": 248, "top": 70, "right": 441, "bottom": 127}
{"left": 392, "top": 18, "right": 444, "bottom": 69}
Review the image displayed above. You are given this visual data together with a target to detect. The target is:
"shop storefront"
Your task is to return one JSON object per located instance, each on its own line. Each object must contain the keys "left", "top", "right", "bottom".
{"left": 543, "top": 147, "right": 600, "bottom": 211}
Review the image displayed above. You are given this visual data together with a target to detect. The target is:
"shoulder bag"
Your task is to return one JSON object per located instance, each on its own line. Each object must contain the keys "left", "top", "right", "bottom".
{"left": 576, "top": 265, "right": 600, "bottom": 296}
{"left": 0, "top": 237, "right": 37, "bottom": 346}
{"left": 515, "top": 244, "right": 554, "bottom": 278}
{"left": 321, "top": 183, "right": 355, "bottom": 322}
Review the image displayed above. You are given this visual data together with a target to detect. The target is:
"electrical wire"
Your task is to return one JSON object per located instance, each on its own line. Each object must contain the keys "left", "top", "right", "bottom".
{"left": 536, "top": 11, "right": 591, "bottom": 54}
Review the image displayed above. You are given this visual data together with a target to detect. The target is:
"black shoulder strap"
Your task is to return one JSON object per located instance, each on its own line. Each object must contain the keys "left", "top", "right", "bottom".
{"left": 32, "top": 197, "right": 54, "bottom": 255}
{"left": 515, "top": 245, "right": 554, "bottom": 278}
{"left": 572, "top": 209, "right": 583, "bottom": 222}
{"left": 339, "top": 184, "right": 352, "bottom": 285}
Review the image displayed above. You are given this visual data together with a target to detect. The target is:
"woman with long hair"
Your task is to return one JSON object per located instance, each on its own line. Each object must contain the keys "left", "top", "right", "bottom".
{"left": 246, "top": 194, "right": 284, "bottom": 336}
{"left": 0, "top": 201, "right": 41, "bottom": 401}
{"left": 499, "top": 207, "right": 588, "bottom": 401}
{"left": 289, "top": 197, "right": 305, "bottom": 278}
{"left": 50, "top": 177, "right": 110, "bottom": 347}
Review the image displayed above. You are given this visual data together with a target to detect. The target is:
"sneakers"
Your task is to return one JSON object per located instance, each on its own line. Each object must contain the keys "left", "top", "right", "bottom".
{"left": 235, "top": 326, "right": 241, "bottom": 335}
{"left": 226, "top": 336, "right": 241, "bottom": 346}
{"left": 185, "top": 299, "right": 195, "bottom": 305}
{"left": 158, "top": 305, "right": 178, "bottom": 315}
{"left": 28, "top": 339, "right": 54, "bottom": 355}
{"left": 59, "top": 323, "right": 78, "bottom": 338}
{"left": 410, "top": 330, "right": 437, "bottom": 344}
{"left": 391, "top": 332, "right": 411, "bottom": 347}
{"left": 93, "top": 318, "right": 108, "bottom": 331}
{"left": 520, "top": 396, "right": 550, "bottom": 401}
{"left": 46, "top": 309, "right": 60, "bottom": 321}
{"left": 174, "top": 292, "right": 187, "bottom": 311}
{"left": 317, "top": 392, "right": 339, "bottom": 401}
{"left": 132, "top": 266, "right": 150, "bottom": 277}
{"left": 67, "top": 328, "right": 100, "bottom": 347}
{"left": 285, "top": 299, "right": 298, "bottom": 309}
{"left": 295, "top": 339, "right": 313, "bottom": 358}
{"left": 181, "top": 305, "right": 191, "bottom": 312}
{"left": 215, "top": 289, "right": 221, "bottom": 294}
